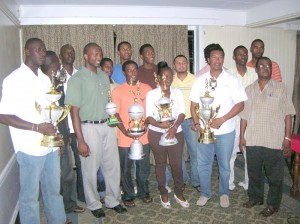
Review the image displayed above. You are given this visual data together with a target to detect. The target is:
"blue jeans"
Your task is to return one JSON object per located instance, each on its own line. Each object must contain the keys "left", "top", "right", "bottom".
{"left": 17, "top": 150, "right": 66, "bottom": 224}
{"left": 197, "top": 130, "right": 235, "bottom": 198}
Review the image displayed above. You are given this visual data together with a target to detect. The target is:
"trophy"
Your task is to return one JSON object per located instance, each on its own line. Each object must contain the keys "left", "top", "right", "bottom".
{"left": 154, "top": 73, "right": 177, "bottom": 146}
{"left": 56, "top": 67, "right": 67, "bottom": 83}
{"left": 105, "top": 89, "right": 121, "bottom": 125}
{"left": 35, "top": 71, "right": 71, "bottom": 147}
{"left": 194, "top": 78, "right": 220, "bottom": 144}
{"left": 127, "top": 80, "right": 145, "bottom": 160}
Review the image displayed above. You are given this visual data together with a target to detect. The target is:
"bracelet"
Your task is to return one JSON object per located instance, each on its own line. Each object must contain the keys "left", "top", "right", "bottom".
{"left": 284, "top": 136, "right": 291, "bottom": 141}
{"left": 31, "top": 123, "right": 35, "bottom": 131}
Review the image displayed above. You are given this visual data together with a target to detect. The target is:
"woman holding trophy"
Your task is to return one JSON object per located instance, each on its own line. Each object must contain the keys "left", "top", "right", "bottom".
{"left": 146, "top": 62, "right": 189, "bottom": 208}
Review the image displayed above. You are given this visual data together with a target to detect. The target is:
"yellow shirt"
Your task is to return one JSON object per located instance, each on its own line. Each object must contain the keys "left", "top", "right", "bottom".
{"left": 172, "top": 72, "right": 196, "bottom": 119}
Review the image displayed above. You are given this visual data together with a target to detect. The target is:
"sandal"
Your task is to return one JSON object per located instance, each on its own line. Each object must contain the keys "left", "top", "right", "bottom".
{"left": 123, "top": 199, "right": 136, "bottom": 207}
{"left": 73, "top": 206, "right": 85, "bottom": 213}
{"left": 65, "top": 219, "right": 72, "bottom": 224}
{"left": 160, "top": 195, "right": 171, "bottom": 209}
{"left": 259, "top": 205, "right": 279, "bottom": 217}
{"left": 141, "top": 195, "right": 153, "bottom": 204}
{"left": 243, "top": 200, "right": 263, "bottom": 208}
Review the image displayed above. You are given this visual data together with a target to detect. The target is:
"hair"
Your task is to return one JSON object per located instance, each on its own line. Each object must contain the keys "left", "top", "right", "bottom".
{"left": 40, "top": 50, "right": 58, "bottom": 74}
{"left": 233, "top": 45, "right": 248, "bottom": 55}
{"left": 157, "top": 61, "right": 172, "bottom": 76}
{"left": 117, "top": 41, "right": 131, "bottom": 51}
{"left": 139, "top": 43, "right": 154, "bottom": 55}
{"left": 251, "top": 39, "right": 264, "bottom": 47}
{"left": 83, "top": 42, "right": 101, "bottom": 54}
{"left": 25, "top": 38, "right": 43, "bottom": 49}
{"left": 100, "top": 58, "right": 113, "bottom": 67}
{"left": 173, "top": 54, "right": 188, "bottom": 64}
{"left": 122, "top": 60, "right": 138, "bottom": 72}
{"left": 204, "top": 43, "right": 225, "bottom": 63}
{"left": 256, "top": 56, "right": 272, "bottom": 68}
{"left": 60, "top": 44, "right": 74, "bottom": 55}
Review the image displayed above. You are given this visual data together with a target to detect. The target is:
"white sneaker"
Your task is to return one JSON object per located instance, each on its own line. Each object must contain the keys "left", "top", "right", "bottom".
{"left": 196, "top": 196, "right": 209, "bottom": 206}
{"left": 238, "top": 181, "right": 248, "bottom": 190}
{"left": 134, "top": 186, "right": 137, "bottom": 194}
{"left": 220, "top": 195, "right": 230, "bottom": 208}
{"left": 165, "top": 185, "right": 172, "bottom": 193}
{"left": 229, "top": 183, "right": 235, "bottom": 191}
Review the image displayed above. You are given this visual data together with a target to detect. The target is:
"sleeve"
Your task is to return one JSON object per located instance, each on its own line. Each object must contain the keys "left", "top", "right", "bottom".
{"left": 0, "top": 77, "right": 21, "bottom": 115}
{"left": 64, "top": 76, "right": 81, "bottom": 107}
{"left": 239, "top": 86, "right": 251, "bottom": 120}
{"left": 280, "top": 84, "right": 295, "bottom": 116}
{"left": 189, "top": 78, "right": 201, "bottom": 103}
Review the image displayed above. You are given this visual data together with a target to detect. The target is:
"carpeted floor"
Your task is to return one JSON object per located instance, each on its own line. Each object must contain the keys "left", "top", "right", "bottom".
{"left": 41, "top": 153, "right": 300, "bottom": 224}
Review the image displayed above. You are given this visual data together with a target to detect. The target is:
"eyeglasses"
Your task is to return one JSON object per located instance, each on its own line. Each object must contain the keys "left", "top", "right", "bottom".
{"left": 257, "top": 64, "right": 271, "bottom": 69}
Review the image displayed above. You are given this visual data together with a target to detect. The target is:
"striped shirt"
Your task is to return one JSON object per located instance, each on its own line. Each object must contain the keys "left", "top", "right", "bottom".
{"left": 229, "top": 66, "right": 257, "bottom": 89}
{"left": 247, "top": 60, "right": 282, "bottom": 82}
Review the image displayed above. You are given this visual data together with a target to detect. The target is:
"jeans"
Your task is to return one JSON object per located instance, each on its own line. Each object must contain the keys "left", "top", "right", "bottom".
{"left": 17, "top": 150, "right": 66, "bottom": 224}
{"left": 97, "top": 167, "right": 106, "bottom": 197}
{"left": 197, "top": 130, "right": 235, "bottom": 198}
{"left": 118, "top": 144, "right": 151, "bottom": 200}
{"left": 70, "top": 133, "right": 85, "bottom": 202}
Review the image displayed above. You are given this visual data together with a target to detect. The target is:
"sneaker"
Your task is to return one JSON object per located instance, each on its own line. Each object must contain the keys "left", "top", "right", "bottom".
{"left": 220, "top": 195, "right": 230, "bottom": 208}
{"left": 229, "top": 183, "right": 235, "bottom": 191}
{"left": 196, "top": 196, "right": 209, "bottom": 206}
{"left": 238, "top": 181, "right": 248, "bottom": 190}
{"left": 165, "top": 185, "right": 172, "bottom": 193}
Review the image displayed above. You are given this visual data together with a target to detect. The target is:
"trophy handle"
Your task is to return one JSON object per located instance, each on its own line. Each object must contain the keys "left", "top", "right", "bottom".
{"left": 211, "top": 105, "right": 220, "bottom": 120}
{"left": 55, "top": 104, "right": 71, "bottom": 126}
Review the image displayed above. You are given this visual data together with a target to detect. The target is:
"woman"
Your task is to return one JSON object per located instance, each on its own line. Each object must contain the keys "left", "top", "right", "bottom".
{"left": 146, "top": 62, "right": 189, "bottom": 208}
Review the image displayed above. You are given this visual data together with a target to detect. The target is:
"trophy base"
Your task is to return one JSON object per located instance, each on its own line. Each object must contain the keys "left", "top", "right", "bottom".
{"left": 40, "top": 134, "right": 64, "bottom": 147}
{"left": 107, "top": 117, "right": 121, "bottom": 125}
{"left": 159, "top": 132, "right": 178, "bottom": 146}
{"left": 199, "top": 131, "right": 216, "bottom": 144}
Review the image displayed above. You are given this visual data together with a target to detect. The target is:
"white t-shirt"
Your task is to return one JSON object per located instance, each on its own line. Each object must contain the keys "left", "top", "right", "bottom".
{"left": 0, "top": 63, "right": 58, "bottom": 156}
{"left": 189, "top": 69, "right": 247, "bottom": 135}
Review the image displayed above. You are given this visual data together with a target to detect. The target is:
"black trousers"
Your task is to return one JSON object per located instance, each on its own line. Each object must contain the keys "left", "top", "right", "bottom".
{"left": 246, "top": 146, "right": 284, "bottom": 208}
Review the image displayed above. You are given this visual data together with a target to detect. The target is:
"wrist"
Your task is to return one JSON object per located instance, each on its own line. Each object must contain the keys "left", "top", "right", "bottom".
{"left": 284, "top": 136, "right": 291, "bottom": 142}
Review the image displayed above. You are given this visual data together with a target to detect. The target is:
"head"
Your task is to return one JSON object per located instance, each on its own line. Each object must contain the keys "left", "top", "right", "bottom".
{"left": 122, "top": 60, "right": 139, "bottom": 85}
{"left": 83, "top": 43, "right": 103, "bottom": 69}
{"left": 59, "top": 44, "right": 75, "bottom": 65}
{"left": 205, "top": 43, "right": 225, "bottom": 71}
{"left": 255, "top": 57, "right": 272, "bottom": 81}
{"left": 250, "top": 39, "right": 265, "bottom": 59}
{"left": 232, "top": 45, "right": 248, "bottom": 67}
{"left": 24, "top": 38, "right": 46, "bottom": 67}
{"left": 139, "top": 44, "right": 155, "bottom": 65}
{"left": 173, "top": 55, "right": 188, "bottom": 74}
{"left": 100, "top": 58, "right": 114, "bottom": 76}
{"left": 157, "top": 61, "right": 173, "bottom": 90}
{"left": 117, "top": 41, "right": 132, "bottom": 62}
{"left": 41, "top": 50, "right": 60, "bottom": 79}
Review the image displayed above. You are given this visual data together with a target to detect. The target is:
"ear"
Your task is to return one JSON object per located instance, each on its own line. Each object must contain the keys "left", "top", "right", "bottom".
{"left": 25, "top": 48, "right": 30, "bottom": 57}
{"left": 83, "top": 53, "right": 88, "bottom": 61}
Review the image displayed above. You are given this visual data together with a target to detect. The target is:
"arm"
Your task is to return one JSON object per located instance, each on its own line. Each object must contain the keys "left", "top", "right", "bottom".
{"left": 282, "top": 114, "right": 292, "bottom": 156}
{"left": 166, "top": 113, "right": 185, "bottom": 139}
{"left": 190, "top": 101, "right": 202, "bottom": 135}
{"left": 239, "top": 118, "right": 247, "bottom": 153}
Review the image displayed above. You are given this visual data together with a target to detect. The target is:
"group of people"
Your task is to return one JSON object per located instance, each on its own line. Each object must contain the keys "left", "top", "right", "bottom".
{"left": 0, "top": 37, "right": 295, "bottom": 224}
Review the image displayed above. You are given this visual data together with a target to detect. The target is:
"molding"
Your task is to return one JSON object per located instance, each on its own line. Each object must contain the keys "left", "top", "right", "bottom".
{"left": 0, "top": 153, "right": 16, "bottom": 186}
{"left": 9, "top": 202, "right": 19, "bottom": 224}
{"left": 0, "top": 0, "right": 20, "bottom": 26}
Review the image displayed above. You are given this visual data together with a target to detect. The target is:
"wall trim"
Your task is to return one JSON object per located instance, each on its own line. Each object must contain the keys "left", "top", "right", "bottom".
{"left": 0, "top": 152, "right": 16, "bottom": 186}
{"left": 0, "top": 1, "right": 20, "bottom": 26}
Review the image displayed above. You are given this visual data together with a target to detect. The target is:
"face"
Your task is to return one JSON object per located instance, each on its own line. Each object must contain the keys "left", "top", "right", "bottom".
{"left": 159, "top": 68, "right": 173, "bottom": 89}
{"left": 208, "top": 50, "right": 224, "bottom": 71}
{"left": 44, "top": 55, "right": 60, "bottom": 79}
{"left": 174, "top": 56, "right": 188, "bottom": 74}
{"left": 118, "top": 43, "right": 132, "bottom": 61}
{"left": 84, "top": 46, "right": 102, "bottom": 68}
{"left": 124, "top": 63, "right": 138, "bottom": 84}
{"left": 26, "top": 41, "right": 46, "bottom": 66}
{"left": 255, "top": 59, "right": 272, "bottom": 80}
{"left": 250, "top": 41, "right": 264, "bottom": 59}
{"left": 101, "top": 61, "right": 113, "bottom": 76}
{"left": 141, "top": 47, "right": 155, "bottom": 64}
{"left": 233, "top": 48, "right": 248, "bottom": 66}
{"left": 60, "top": 46, "right": 75, "bottom": 65}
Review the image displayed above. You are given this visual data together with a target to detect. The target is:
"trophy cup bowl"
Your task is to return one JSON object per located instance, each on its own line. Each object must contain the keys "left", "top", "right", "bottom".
{"left": 128, "top": 104, "right": 145, "bottom": 160}
{"left": 105, "top": 101, "right": 120, "bottom": 125}
{"left": 200, "top": 95, "right": 214, "bottom": 105}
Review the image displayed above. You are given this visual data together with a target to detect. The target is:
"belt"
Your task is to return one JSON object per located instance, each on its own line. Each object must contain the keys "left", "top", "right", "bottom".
{"left": 185, "top": 117, "right": 192, "bottom": 120}
{"left": 81, "top": 119, "right": 108, "bottom": 124}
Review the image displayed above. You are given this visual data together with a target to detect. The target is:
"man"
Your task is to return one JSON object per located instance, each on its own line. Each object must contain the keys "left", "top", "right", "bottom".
{"left": 65, "top": 43, "right": 127, "bottom": 218}
{"left": 0, "top": 38, "right": 68, "bottom": 223}
{"left": 240, "top": 56, "right": 295, "bottom": 217}
{"left": 111, "top": 41, "right": 132, "bottom": 84}
{"left": 190, "top": 43, "right": 247, "bottom": 208}
{"left": 172, "top": 55, "right": 200, "bottom": 191}
{"left": 41, "top": 50, "right": 84, "bottom": 215}
{"left": 59, "top": 44, "right": 85, "bottom": 203}
{"left": 137, "top": 43, "right": 158, "bottom": 89}
{"left": 247, "top": 39, "right": 282, "bottom": 82}
{"left": 112, "top": 60, "right": 152, "bottom": 207}
{"left": 228, "top": 46, "right": 257, "bottom": 191}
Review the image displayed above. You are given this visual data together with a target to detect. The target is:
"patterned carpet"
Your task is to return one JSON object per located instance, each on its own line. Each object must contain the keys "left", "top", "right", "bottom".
{"left": 41, "top": 154, "right": 300, "bottom": 224}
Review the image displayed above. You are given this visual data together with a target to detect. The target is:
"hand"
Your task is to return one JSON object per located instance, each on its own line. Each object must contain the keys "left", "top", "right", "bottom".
{"left": 239, "top": 137, "right": 246, "bottom": 153}
{"left": 59, "top": 146, "right": 65, "bottom": 156}
{"left": 166, "top": 126, "right": 177, "bottom": 139}
{"left": 37, "top": 122, "right": 57, "bottom": 135}
{"left": 210, "top": 117, "right": 225, "bottom": 129}
{"left": 159, "top": 120, "right": 174, "bottom": 129}
{"left": 282, "top": 139, "right": 291, "bottom": 157}
{"left": 78, "top": 140, "right": 90, "bottom": 157}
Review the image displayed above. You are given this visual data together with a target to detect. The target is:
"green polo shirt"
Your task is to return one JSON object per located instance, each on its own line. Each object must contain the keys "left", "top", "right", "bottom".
{"left": 65, "top": 66, "right": 110, "bottom": 121}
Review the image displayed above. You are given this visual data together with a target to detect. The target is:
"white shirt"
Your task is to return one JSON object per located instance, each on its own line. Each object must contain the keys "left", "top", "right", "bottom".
{"left": 189, "top": 69, "right": 247, "bottom": 135}
{"left": 0, "top": 63, "right": 58, "bottom": 156}
{"left": 146, "top": 87, "right": 185, "bottom": 133}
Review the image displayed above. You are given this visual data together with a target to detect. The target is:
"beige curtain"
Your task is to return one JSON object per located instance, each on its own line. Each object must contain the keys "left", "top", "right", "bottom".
{"left": 22, "top": 25, "right": 114, "bottom": 69}
{"left": 292, "top": 31, "right": 300, "bottom": 133}
{"left": 114, "top": 25, "right": 188, "bottom": 67}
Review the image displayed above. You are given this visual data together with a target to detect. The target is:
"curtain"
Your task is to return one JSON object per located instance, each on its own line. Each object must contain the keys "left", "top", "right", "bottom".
{"left": 292, "top": 31, "right": 300, "bottom": 133}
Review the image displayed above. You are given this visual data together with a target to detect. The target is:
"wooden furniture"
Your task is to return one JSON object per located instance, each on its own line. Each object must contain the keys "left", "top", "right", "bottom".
{"left": 290, "top": 134, "right": 300, "bottom": 197}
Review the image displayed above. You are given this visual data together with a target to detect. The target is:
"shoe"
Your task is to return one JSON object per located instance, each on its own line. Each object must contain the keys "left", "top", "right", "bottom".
{"left": 238, "top": 181, "right": 248, "bottom": 190}
{"left": 220, "top": 195, "right": 230, "bottom": 208}
{"left": 65, "top": 219, "right": 72, "bottom": 224}
{"left": 243, "top": 200, "right": 263, "bottom": 208}
{"left": 193, "top": 185, "right": 201, "bottom": 192}
{"left": 91, "top": 208, "right": 105, "bottom": 218}
{"left": 174, "top": 194, "right": 189, "bottom": 208}
{"left": 196, "top": 196, "right": 209, "bottom": 206}
{"left": 73, "top": 206, "right": 85, "bottom": 213}
{"left": 109, "top": 204, "right": 127, "bottom": 214}
{"left": 123, "top": 199, "right": 136, "bottom": 207}
{"left": 141, "top": 195, "right": 153, "bottom": 204}
{"left": 229, "top": 183, "right": 235, "bottom": 191}
{"left": 100, "top": 196, "right": 105, "bottom": 204}
{"left": 160, "top": 195, "right": 171, "bottom": 209}
{"left": 259, "top": 205, "right": 279, "bottom": 217}
{"left": 165, "top": 185, "right": 172, "bottom": 193}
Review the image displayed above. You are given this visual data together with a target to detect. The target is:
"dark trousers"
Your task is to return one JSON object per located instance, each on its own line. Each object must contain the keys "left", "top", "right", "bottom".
{"left": 148, "top": 130, "right": 184, "bottom": 197}
{"left": 247, "top": 146, "right": 284, "bottom": 208}
{"left": 118, "top": 144, "right": 151, "bottom": 201}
